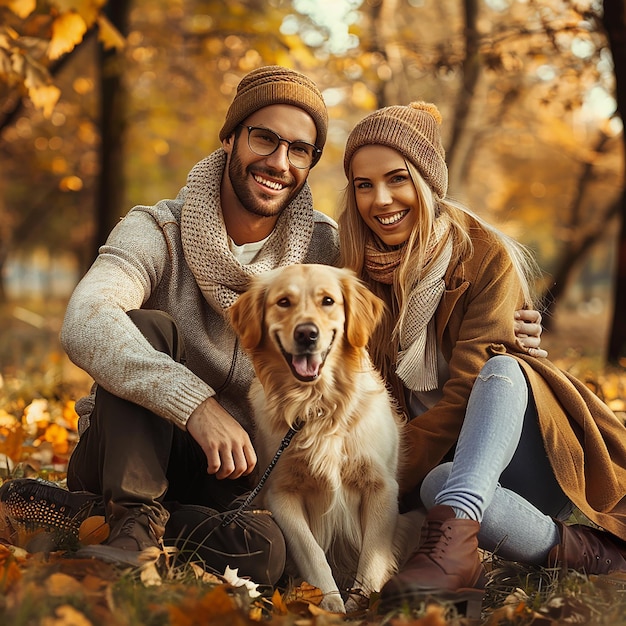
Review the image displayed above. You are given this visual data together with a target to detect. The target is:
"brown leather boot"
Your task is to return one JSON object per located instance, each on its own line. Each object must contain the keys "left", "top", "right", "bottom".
{"left": 73, "top": 503, "right": 166, "bottom": 567}
{"left": 548, "top": 520, "right": 626, "bottom": 575}
{"left": 106, "top": 505, "right": 164, "bottom": 552}
{"left": 379, "top": 505, "right": 486, "bottom": 618}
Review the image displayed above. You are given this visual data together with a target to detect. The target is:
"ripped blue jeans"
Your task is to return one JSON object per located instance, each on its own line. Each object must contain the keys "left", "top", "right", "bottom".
{"left": 420, "top": 355, "right": 573, "bottom": 564}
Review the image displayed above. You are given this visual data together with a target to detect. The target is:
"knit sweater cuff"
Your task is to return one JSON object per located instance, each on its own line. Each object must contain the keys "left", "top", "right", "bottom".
{"left": 163, "top": 380, "right": 215, "bottom": 429}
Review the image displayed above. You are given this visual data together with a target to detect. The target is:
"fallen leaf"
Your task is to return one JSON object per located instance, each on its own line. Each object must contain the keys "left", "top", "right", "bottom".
{"left": 62, "top": 401, "right": 79, "bottom": 433}
{"left": 45, "top": 571, "right": 84, "bottom": 597}
{"left": 189, "top": 561, "right": 221, "bottom": 585}
{"left": 0, "top": 453, "right": 15, "bottom": 476}
{"left": 42, "top": 423, "right": 69, "bottom": 455}
{"left": 222, "top": 565, "right": 261, "bottom": 598}
{"left": 0, "top": 424, "right": 26, "bottom": 462}
{"left": 248, "top": 604, "right": 264, "bottom": 621}
{"left": 0, "top": 543, "right": 28, "bottom": 561}
{"left": 539, "top": 594, "right": 593, "bottom": 623}
{"left": 308, "top": 602, "right": 340, "bottom": 616}
{"left": 22, "top": 398, "right": 50, "bottom": 433}
{"left": 41, "top": 604, "right": 93, "bottom": 626}
{"left": 0, "top": 558, "right": 22, "bottom": 591}
{"left": 140, "top": 560, "right": 162, "bottom": 587}
{"left": 78, "top": 516, "right": 109, "bottom": 545}
{"left": 168, "top": 585, "right": 249, "bottom": 626}
{"left": 284, "top": 581, "right": 324, "bottom": 606}
{"left": 80, "top": 572, "right": 110, "bottom": 593}
{"left": 271, "top": 588, "right": 288, "bottom": 615}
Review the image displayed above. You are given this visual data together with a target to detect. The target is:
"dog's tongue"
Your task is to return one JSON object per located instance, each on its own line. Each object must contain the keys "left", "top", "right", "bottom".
{"left": 292, "top": 353, "right": 322, "bottom": 379}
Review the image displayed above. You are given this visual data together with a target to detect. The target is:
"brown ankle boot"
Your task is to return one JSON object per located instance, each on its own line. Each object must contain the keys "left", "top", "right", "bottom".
{"left": 548, "top": 520, "right": 626, "bottom": 575}
{"left": 379, "top": 505, "right": 486, "bottom": 618}
{"left": 105, "top": 502, "right": 165, "bottom": 551}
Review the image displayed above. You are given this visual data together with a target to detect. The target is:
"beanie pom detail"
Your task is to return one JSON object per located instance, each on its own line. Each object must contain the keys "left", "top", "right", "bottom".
{"left": 409, "top": 101, "right": 442, "bottom": 125}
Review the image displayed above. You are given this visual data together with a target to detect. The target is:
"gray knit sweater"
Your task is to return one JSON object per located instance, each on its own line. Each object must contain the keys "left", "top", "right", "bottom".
{"left": 61, "top": 150, "right": 340, "bottom": 436}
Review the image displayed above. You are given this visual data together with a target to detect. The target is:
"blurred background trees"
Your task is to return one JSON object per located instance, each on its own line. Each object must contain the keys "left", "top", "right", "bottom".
{"left": 1, "top": 0, "right": 624, "bottom": 366}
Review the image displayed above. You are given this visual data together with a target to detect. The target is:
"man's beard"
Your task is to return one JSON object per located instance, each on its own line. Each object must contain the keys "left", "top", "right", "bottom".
{"left": 228, "top": 143, "right": 301, "bottom": 218}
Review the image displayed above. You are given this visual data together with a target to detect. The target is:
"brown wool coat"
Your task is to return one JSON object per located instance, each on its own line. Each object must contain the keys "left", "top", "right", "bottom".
{"left": 401, "top": 218, "right": 626, "bottom": 540}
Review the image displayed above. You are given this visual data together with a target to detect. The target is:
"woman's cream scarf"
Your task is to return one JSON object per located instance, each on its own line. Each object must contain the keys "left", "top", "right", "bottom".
{"left": 180, "top": 150, "right": 315, "bottom": 312}
{"left": 365, "top": 215, "right": 453, "bottom": 392}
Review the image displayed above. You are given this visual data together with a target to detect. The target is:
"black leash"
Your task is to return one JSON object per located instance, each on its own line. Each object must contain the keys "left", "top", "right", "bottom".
{"left": 220, "top": 419, "right": 303, "bottom": 527}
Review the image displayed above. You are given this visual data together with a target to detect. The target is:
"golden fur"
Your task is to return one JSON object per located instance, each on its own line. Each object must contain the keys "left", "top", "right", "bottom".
{"left": 229, "top": 263, "right": 408, "bottom": 613}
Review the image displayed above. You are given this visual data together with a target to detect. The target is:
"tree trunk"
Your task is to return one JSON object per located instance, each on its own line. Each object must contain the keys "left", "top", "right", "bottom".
{"left": 363, "top": 0, "right": 397, "bottom": 108}
{"left": 93, "top": 1, "right": 131, "bottom": 261}
{"left": 445, "top": 0, "right": 480, "bottom": 179}
{"left": 603, "top": 0, "right": 626, "bottom": 365}
{"left": 540, "top": 131, "right": 613, "bottom": 329}
{"left": 0, "top": 30, "right": 98, "bottom": 299}
{"left": 541, "top": 201, "right": 620, "bottom": 322}
{"left": 0, "top": 252, "right": 6, "bottom": 302}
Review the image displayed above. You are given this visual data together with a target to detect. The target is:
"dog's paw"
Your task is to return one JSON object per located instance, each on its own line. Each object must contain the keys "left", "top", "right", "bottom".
{"left": 320, "top": 592, "right": 346, "bottom": 614}
{"left": 344, "top": 593, "right": 369, "bottom": 614}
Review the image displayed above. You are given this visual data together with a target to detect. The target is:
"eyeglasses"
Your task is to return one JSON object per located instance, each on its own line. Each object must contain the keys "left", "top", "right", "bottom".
{"left": 239, "top": 125, "right": 322, "bottom": 169}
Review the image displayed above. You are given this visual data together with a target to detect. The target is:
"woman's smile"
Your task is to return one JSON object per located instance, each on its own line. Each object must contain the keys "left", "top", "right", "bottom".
{"left": 376, "top": 209, "right": 409, "bottom": 226}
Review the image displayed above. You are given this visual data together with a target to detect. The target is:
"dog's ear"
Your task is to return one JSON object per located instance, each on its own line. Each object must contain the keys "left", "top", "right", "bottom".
{"left": 228, "top": 282, "right": 266, "bottom": 351}
{"left": 342, "top": 273, "right": 386, "bottom": 348}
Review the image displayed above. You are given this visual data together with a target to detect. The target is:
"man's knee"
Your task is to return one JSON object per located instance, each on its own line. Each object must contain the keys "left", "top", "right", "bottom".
{"left": 165, "top": 505, "right": 286, "bottom": 585}
{"left": 127, "top": 309, "right": 185, "bottom": 361}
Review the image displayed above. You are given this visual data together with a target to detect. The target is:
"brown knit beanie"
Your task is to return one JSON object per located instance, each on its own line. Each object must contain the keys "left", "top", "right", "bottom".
{"left": 219, "top": 65, "right": 328, "bottom": 150}
{"left": 343, "top": 101, "right": 448, "bottom": 198}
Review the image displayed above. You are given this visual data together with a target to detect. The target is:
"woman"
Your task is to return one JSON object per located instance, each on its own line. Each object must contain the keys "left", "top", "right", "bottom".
{"left": 338, "top": 101, "right": 626, "bottom": 613}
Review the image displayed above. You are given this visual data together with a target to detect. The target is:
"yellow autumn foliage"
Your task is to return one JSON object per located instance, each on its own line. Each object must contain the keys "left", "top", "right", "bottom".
{"left": 97, "top": 14, "right": 125, "bottom": 50}
{"left": 0, "top": 0, "right": 35, "bottom": 19}
{"left": 47, "top": 11, "right": 87, "bottom": 60}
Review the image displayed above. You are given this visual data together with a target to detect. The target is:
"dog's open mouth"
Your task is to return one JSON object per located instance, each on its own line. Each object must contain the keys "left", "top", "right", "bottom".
{"left": 277, "top": 333, "right": 335, "bottom": 382}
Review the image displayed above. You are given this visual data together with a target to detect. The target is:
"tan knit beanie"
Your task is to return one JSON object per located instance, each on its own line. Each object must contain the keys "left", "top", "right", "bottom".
{"left": 343, "top": 101, "right": 448, "bottom": 198}
{"left": 219, "top": 65, "right": 328, "bottom": 150}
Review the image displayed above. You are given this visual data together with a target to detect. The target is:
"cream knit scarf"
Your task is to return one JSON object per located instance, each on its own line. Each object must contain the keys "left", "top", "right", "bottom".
{"left": 397, "top": 216, "right": 452, "bottom": 391}
{"left": 366, "top": 215, "right": 453, "bottom": 392}
{"left": 180, "top": 149, "right": 315, "bottom": 312}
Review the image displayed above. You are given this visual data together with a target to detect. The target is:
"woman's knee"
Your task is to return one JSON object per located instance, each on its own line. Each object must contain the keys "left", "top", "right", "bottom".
{"left": 420, "top": 462, "right": 453, "bottom": 508}
{"left": 478, "top": 354, "right": 524, "bottom": 384}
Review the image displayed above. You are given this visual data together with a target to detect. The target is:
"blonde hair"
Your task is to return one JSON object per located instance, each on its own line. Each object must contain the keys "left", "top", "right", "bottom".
{"left": 338, "top": 158, "right": 541, "bottom": 405}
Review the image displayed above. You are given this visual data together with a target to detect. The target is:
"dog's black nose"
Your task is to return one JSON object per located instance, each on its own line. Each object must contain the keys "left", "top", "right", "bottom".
{"left": 294, "top": 323, "right": 319, "bottom": 348}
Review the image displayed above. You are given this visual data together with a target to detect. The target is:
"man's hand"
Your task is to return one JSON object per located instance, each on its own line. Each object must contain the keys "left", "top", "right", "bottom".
{"left": 514, "top": 309, "right": 548, "bottom": 358}
{"left": 187, "top": 397, "right": 257, "bottom": 480}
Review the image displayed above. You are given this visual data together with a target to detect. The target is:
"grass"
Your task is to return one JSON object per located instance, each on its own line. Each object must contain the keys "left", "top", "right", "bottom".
{"left": 2, "top": 297, "right": 626, "bottom": 624}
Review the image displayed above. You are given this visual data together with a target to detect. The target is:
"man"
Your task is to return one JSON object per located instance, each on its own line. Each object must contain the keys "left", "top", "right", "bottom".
{"left": 4, "top": 66, "right": 543, "bottom": 584}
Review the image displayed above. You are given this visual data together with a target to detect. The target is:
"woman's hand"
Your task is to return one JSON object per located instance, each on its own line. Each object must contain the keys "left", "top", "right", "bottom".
{"left": 514, "top": 309, "right": 548, "bottom": 358}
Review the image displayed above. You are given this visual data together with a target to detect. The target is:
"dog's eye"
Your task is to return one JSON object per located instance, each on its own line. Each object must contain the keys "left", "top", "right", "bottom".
{"left": 277, "top": 297, "right": 291, "bottom": 307}
{"left": 321, "top": 296, "right": 334, "bottom": 306}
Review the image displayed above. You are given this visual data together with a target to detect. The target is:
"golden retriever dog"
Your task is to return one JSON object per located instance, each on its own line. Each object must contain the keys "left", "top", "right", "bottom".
{"left": 229, "top": 263, "right": 407, "bottom": 613}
